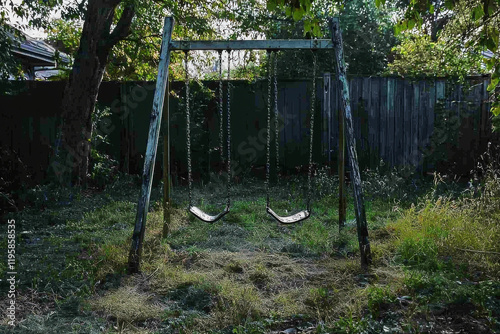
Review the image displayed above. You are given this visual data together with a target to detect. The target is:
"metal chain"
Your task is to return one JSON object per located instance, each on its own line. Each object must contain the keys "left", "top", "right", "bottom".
{"left": 273, "top": 51, "right": 280, "bottom": 181}
{"left": 265, "top": 51, "right": 272, "bottom": 208}
{"left": 185, "top": 51, "right": 193, "bottom": 208}
{"left": 218, "top": 51, "right": 224, "bottom": 163}
{"left": 226, "top": 51, "right": 232, "bottom": 208}
{"left": 307, "top": 51, "right": 317, "bottom": 210}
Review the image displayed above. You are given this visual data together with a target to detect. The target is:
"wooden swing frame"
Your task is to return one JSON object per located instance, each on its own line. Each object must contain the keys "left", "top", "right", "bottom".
{"left": 128, "top": 17, "right": 371, "bottom": 273}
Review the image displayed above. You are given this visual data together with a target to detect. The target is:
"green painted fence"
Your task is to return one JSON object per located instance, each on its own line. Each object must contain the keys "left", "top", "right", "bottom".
{"left": 0, "top": 75, "right": 497, "bottom": 186}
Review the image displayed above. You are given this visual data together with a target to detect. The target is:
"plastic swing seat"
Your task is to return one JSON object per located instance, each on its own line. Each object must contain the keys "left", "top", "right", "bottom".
{"left": 184, "top": 50, "right": 232, "bottom": 225}
{"left": 266, "top": 206, "right": 310, "bottom": 224}
{"left": 189, "top": 205, "right": 230, "bottom": 223}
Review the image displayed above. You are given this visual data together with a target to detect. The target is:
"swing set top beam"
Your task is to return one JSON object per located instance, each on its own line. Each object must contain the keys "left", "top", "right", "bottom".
{"left": 170, "top": 39, "right": 334, "bottom": 51}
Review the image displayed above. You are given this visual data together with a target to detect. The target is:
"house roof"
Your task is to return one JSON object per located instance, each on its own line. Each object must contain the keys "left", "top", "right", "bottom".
{"left": 482, "top": 50, "right": 495, "bottom": 59}
{"left": 6, "top": 25, "right": 70, "bottom": 67}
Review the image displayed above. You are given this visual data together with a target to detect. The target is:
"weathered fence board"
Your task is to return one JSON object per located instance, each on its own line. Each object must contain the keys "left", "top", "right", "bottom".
{"left": 2, "top": 75, "right": 498, "bottom": 185}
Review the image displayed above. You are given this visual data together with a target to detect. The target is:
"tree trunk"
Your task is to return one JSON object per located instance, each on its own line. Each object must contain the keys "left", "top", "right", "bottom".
{"left": 58, "top": 0, "right": 134, "bottom": 184}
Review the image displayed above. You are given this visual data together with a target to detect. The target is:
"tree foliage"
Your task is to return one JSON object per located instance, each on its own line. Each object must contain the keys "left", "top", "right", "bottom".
{"left": 388, "top": 33, "right": 484, "bottom": 78}
{"left": 266, "top": 0, "right": 324, "bottom": 36}
{"left": 0, "top": 22, "right": 23, "bottom": 80}
{"left": 339, "top": 0, "right": 398, "bottom": 75}
{"left": 0, "top": 2, "right": 25, "bottom": 80}
{"left": 44, "top": 0, "right": 228, "bottom": 81}
{"left": 380, "top": 0, "right": 500, "bottom": 115}
{"left": 224, "top": 0, "right": 398, "bottom": 79}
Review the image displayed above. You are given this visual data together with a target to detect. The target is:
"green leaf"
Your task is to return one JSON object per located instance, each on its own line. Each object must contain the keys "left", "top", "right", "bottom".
{"left": 491, "top": 28, "right": 499, "bottom": 48}
{"left": 444, "top": 0, "right": 454, "bottom": 10}
{"left": 472, "top": 5, "right": 484, "bottom": 21}
{"left": 492, "top": 69, "right": 499, "bottom": 81}
{"left": 408, "top": 19, "right": 415, "bottom": 30}
{"left": 484, "top": 58, "right": 495, "bottom": 71}
{"left": 485, "top": 36, "right": 497, "bottom": 52}
{"left": 429, "top": 4, "right": 435, "bottom": 14}
{"left": 266, "top": 0, "right": 277, "bottom": 11}
{"left": 313, "top": 24, "right": 322, "bottom": 37}
{"left": 293, "top": 8, "right": 304, "bottom": 21}
{"left": 492, "top": 105, "right": 500, "bottom": 117}
{"left": 487, "top": 77, "right": 499, "bottom": 92}
{"left": 394, "top": 22, "right": 405, "bottom": 35}
{"left": 302, "top": 0, "right": 312, "bottom": 12}
{"left": 285, "top": 7, "right": 292, "bottom": 17}
{"left": 304, "top": 20, "right": 312, "bottom": 33}
{"left": 488, "top": 4, "right": 496, "bottom": 16}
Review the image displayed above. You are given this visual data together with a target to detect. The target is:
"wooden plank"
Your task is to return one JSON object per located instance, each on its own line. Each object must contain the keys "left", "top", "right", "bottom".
{"left": 404, "top": 80, "right": 413, "bottom": 168}
{"left": 162, "top": 133, "right": 171, "bottom": 237}
{"left": 162, "top": 81, "right": 171, "bottom": 238}
{"left": 324, "top": 73, "right": 332, "bottom": 162}
{"left": 369, "top": 78, "right": 380, "bottom": 167}
{"left": 337, "top": 74, "right": 346, "bottom": 231}
{"left": 411, "top": 82, "right": 420, "bottom": 167}
{"left": 470, "top": 79, "right": 483, "bottom": 155}
{"left": 379, "top": 77, "right": 388, "bottom": 164}
{"left": 350, "top": 79, "right": 357, "bottom": 147}
{"left": 480, "top": 77, "right": 490, "bottom": 150}
{"left": 332, "top": 74, "right": 340, "bottom": 153}
{"left": 424, "top": 80, "right": 436, "bottom": 171}
{"left": 394, "top": 78, "right": 402, "bottom": 166}
{"left": 436, "top": 80, "right": 445, "bottom": 100}
{"left": 170, "top": 39, "right": 334, "bottom": 51}
{"left": 362, "top": 77, "right": 371, "bottom": 158}
{"left": 279, "top": 81, "right": 287, "bottom": 159}
{"left": 129, "top": 17, "right": 174, "bottom": 274}
{"left": 282, "top": 81, "right": 289, "bottom": 168}
{"left": 387, "top": 78, "right": 395, "bottom": 166}
{"left": 399, "top": 78, "right": 407, "bottom": 167}
{"left": 418, "top": 80, "right": 426, "bottom": 172}
{"left": 330, "top": 18, "right": 371, "bottom": 269}
{"left": 353, "top": 78, "right": 362, "bottom": 152}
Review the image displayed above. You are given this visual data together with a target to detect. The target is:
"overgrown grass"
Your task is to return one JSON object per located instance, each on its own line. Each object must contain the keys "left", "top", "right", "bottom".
{"left": 1, "top": 167, "right": 500, "bottom": 333}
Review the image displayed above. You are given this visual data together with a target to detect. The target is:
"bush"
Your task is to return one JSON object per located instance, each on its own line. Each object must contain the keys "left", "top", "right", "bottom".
{"left": 89, "top": 105, "right": 119, "bottom": 188}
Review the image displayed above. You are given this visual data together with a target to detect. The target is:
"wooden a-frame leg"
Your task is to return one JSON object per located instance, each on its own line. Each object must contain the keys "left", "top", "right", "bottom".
{"left": 128, "top": 17, "right": 174, "bottom": 274}
{"left": 330, "top": 17, "right": 372, "bottom": 269}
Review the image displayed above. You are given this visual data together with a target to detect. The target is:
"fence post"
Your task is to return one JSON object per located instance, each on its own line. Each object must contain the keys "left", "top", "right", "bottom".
{"left": 128, "top": 17, "right": 174, "bottom": 274}
{"left": 162, "top": 80, "right": 171, "bottom": 238}
{"left": 330, "top": 18, "right": 372, "bottom": 269}
{"left": 324, "top": 73, "right": 332, "bottom": 163}
{"left": 337, "top": 78, "right": 347, "bottom": 231}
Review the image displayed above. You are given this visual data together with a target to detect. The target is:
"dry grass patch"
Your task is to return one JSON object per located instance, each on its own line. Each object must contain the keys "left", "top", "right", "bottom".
{"left": 273, "top": 288, "right": 308, "bottom": 316}
{"left": 390, "top": 197, "right": 500, "bottom": 275}
{"left": 212, "top": 278, "right": 266, "bottom": 327}
{"left": 149, "top": 262, "right": 207, "bottom": 294}
{"left": 0, "top": 289, "right": 58, "bottom": 326}
{"left": 92, "top": 283, "right": 163, "bottom": 332}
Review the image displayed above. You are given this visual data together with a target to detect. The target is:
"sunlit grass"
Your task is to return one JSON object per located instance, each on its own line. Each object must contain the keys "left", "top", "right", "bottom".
{"left": 3, "top": 169, "right": 500, "bottom": 333}
{"left": 390, "top": 196, "right": 500, "bottom": 275}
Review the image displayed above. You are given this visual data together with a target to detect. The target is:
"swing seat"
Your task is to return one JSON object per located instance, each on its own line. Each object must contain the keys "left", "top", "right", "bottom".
{"left": 189, "top": 205, "right": 230, "bottom": 223}
{"left": 266, "top": 207, "right": 310, "bottom": 224}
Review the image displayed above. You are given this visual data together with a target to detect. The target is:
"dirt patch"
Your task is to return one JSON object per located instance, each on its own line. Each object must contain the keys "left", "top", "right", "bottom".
{"left": 0, "top": 289, "right": 57, "bottom": 325}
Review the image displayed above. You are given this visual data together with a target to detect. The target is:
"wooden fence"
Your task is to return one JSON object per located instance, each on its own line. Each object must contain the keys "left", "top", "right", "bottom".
{"left": 320, "top": 75, "right": 497, "bottom": 174}
{"left": 0, "top": 75, "right": 497, "bottom": 185}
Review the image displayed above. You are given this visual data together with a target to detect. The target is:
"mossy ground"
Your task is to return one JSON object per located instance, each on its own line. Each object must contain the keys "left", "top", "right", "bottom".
{"left": 1, "top": 170, "right": 499, "bottom": 333}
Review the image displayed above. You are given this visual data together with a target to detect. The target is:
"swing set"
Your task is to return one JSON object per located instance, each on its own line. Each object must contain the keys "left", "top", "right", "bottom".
{"left": 128, "top": 17, "right": 371, "bottom": 273}
{"left": 184, "top": 48, "right": 316, "bottom": 224}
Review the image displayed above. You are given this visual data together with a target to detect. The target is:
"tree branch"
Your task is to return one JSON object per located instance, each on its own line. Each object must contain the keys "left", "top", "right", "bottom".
{"left": 107, "top": 4, "right": 135, "bottom": 48}
{"left": 122, "top": 33, "right": 162, "bottom": 43}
